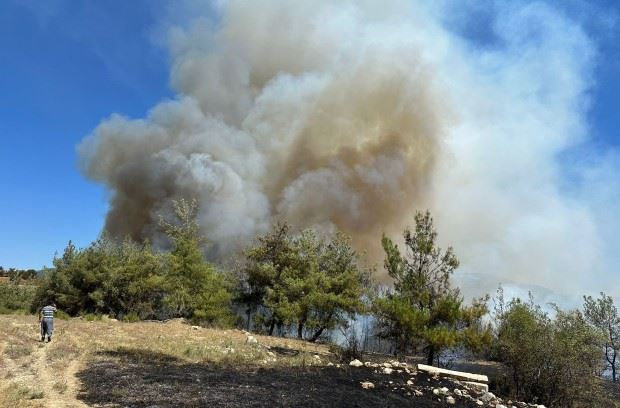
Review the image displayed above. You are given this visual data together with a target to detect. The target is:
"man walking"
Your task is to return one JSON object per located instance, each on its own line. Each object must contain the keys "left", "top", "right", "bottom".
{"left": 39, "top": 302, "right": 57, "bottom": 343}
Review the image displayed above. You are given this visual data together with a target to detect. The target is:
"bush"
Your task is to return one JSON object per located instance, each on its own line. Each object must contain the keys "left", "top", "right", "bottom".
{"left": 122, "top": 312, "right": 140, "bottom": 322}
{"left": 493, "top": 292, "right": 610, "bottom": 407}
{"left": 0, "top": 283, "right": 37, "bottom": 314}
{"left": 83, "top": 313, "right": 103, "bottom": 322}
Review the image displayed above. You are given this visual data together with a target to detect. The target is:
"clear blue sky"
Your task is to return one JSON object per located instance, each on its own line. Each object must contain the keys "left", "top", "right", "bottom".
{"left": 0, "top": 0, "right": 619, "bottom": 269}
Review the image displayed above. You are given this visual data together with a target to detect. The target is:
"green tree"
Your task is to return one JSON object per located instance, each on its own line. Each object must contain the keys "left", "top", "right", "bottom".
{"left": 159, "top": 199, "right": 234, "bottom": 326}
{"left": 243, "top": 222, "right": 298, "bottom": 335}
{"left": 243, "top": 225, "right": 370, "bottom": 341}
{"left": 583, "top": 292, "right": 620, "bottom": 382}
{"left": 494, "top": 293, "right": 607, "bottom": 407}
{"left": 373, "top": 211, "right": 491, "bottom": 365}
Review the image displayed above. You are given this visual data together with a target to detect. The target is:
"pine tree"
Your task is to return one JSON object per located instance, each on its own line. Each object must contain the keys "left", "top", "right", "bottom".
{"left": 160, "top": 199, "right": 234, "bottom": 326}
{"left": 373, "top": 211, "right": 491, "bottom": 365}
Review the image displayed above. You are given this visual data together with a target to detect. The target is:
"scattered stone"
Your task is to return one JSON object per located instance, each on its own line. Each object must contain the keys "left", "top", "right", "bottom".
{"left": 191, "top": 325, "right": 200, "bottom": 330}
{"left": 414, "top": 390, "right": 423, "bottom": 397}
{"left": 454, "top": 389, "right": 462, "bottom": 396}
{"left": 383, "top": 362, "right": 393, "bottom": 368}
{"left": 267, "top": 351, "right": 276, "bottom": 358}
{"left": 406, "top": 380, "right": 414, "bottom": 386}
{"left": 246, "top": 335, "right": 258, "bottom": 344}
{"left": 313, "top": 354, "right": 321, "bottom": 360}
{"left": 440, "top": 387, "right": 449, "bottom": 395}
{"left": 475, "top": 401, "right": 484, "bottom": 406}
{"left": 433, "top": 388, "right": 440, "bottom": 396}
{"left": 382, "top": 367, "right": 393, "bottom": 375}
{"left": 360, "top": 381, "right": 375, "bottom": 390}
{"left": 463, "top": 381, "right": 489, "bottom": 393}
{"left": 349, "top": 359, "right": 363, "bottom": 367}
{"left": 480, "top": 392, "right": 496, "bottom": 403}
{"left": 446, "top": 396, "right": 456, "bottom": 405}
{"left": 327, "top": 362, "right": 334, "bottom": 366}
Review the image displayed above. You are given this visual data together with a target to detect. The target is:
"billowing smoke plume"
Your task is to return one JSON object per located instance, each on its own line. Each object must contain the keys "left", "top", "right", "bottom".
{"left": 79, "top": 1, "right": 620, "bottom": 300}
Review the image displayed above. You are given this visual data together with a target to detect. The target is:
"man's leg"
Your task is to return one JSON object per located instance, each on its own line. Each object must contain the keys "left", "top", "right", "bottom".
{"left": 40, "top": 321, "right": 46, "bottom": 342}
{"left": 46, "top": 319, "right": 53, "bottom": 342}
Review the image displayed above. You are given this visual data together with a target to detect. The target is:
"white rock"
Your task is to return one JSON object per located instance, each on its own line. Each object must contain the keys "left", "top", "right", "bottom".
{"left": 382, "top": 367, "right": 393, "bottom": 374}
{"left": 480, "top": 392, "right": 496, "bottom": 403}
{"left": 191, "top": 325, "right": 200, "bottom": 330}
{"left": 360, "top": 381, "right": 375, "bottom": 389}
{"left": 496, "top": 405, "right": 508, "bottom": 408}
{"left": 267, "top": 351, "right": 276, "bottom": 358}
{"left": 327, "top": 362, "right": 334, "bottom": 366}
{"left": 476, "top": 401, "right": 484, "bottom": 406}
{"left": 454, "top": 389, "right": 462, "bottom": 396}
{"left": 383, "top": 362, "right": 393, "bottom": 368}
{"left": 414, "top": 390, "right": 423, "bottom": 396}
{"left": 440, "top": 387, "right": 450, "bottom": 395}
{"left": 446, "top": 396, "right": 456, "bottom": 405}
{"left": 349, "top": 359, "right": 363, "bottom": 367}
{"left": 313, "top": 354, "right": 321, "bottom": 360}
{"left": 433, "top": 388, "right": 440, "bottom": 395}
{"left": 246, "top": 335, "right": 258, "bottom": 344}
{"left": 406, "top": 380, "right": 414, "bottom": 385}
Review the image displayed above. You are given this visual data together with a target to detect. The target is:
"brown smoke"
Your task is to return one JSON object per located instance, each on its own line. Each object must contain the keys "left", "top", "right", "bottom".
{"left": 79, "top": 1, "right": 444, "bottom": 263}
{"left": 80, "top": 1, "right": 616, "bottom": 299}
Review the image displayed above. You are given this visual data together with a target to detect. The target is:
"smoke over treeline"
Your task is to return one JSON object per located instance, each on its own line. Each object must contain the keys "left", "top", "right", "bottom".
{"left": 79, "top": 1, "right": 620, "bottom": 298}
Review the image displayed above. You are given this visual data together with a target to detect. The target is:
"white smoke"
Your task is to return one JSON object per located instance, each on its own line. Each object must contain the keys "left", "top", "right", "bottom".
{"left": 78, "top": 0, "right": 620, "bottom": 300}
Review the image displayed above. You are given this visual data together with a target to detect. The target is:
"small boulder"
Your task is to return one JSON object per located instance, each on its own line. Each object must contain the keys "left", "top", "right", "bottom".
{"left": 246, "top": 335, "right": 258, "bottom": 344}
{"left": 360, "top": 381, "right": 375, "bottom": 390}
{"left": 349, "top": 359, "right": 363, "bottom": 367}
{"left": 382, "top": 367, "right": 393, "bottom": 374}
{"left": 446, "top": 396, "right": 456, "bottom": 405}
{"left": 480, "top": 392, "right": 496, "bottom": 403}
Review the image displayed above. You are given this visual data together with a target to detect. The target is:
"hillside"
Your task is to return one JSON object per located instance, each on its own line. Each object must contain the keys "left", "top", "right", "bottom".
{"left": 0, "top": 314, "right": 611, "bottom": 408}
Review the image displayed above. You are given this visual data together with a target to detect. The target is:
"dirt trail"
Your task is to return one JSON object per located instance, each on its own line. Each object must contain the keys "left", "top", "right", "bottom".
{"left": 0, "top": 319, "right": 88, "bottom": 408}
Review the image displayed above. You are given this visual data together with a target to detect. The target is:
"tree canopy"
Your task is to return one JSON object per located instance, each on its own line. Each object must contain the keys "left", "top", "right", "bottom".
{"left": 373, "top": 211, "right": 491, "bottom": 365}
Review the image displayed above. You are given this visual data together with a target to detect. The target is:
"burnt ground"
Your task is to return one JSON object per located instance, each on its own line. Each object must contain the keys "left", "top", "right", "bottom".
{"left": 76, "top": 349, "right": 487, "bottom": 408}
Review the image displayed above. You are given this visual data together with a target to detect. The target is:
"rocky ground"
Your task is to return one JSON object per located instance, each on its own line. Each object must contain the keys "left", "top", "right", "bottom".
{"left": 77, "top": 351, "right": 541, "bottom": 408}
{"left": 0, "top": 315, "right": 573, "bottom": 408}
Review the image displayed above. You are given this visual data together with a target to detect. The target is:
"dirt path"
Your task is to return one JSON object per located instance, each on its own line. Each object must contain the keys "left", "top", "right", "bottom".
{"left": 0, "top": 319, "right": 88, "bottom": 408}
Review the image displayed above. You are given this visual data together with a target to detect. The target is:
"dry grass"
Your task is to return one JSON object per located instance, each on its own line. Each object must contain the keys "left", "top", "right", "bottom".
{"left": 0, "top": 315, "right": 331, "bottom": 407}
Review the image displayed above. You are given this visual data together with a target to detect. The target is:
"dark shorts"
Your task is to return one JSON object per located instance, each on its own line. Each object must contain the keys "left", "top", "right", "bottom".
{"left": 41, "top": 319, "right": 54, "bottom": 338}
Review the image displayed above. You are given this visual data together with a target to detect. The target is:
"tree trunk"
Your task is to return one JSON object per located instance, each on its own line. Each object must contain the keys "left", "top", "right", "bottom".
{"left": 310, "top": 326, "right": 326, "bottom": 342}
{"left": 426, "top": 346, "right": 435, "bottom": 366}
{"left": 245, "top": 308, "right": 251, "bottom": 332}
{"left": 297, "top": 320, "right": 305, "bottom": 339}
{"left": 268, "top": 319, "right": 276, "bottom": 336}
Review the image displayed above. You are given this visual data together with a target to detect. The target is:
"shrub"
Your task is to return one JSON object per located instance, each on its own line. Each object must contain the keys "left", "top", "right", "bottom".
{"left": 493, "top": 292, "right": 610, "bottom": 407}
{"left": 0, "top": 283, "right": 37, "bottom": 314}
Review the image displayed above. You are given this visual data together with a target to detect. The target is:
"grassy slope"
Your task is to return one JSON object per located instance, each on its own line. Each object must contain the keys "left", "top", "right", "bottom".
{"left": 0, "top": 315, "right": 328, "bottom": 408}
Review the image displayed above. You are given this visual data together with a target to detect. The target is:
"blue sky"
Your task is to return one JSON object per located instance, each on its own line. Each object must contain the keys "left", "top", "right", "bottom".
{"left": 0, "top": 0, "right": 619, "bottom": 270}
